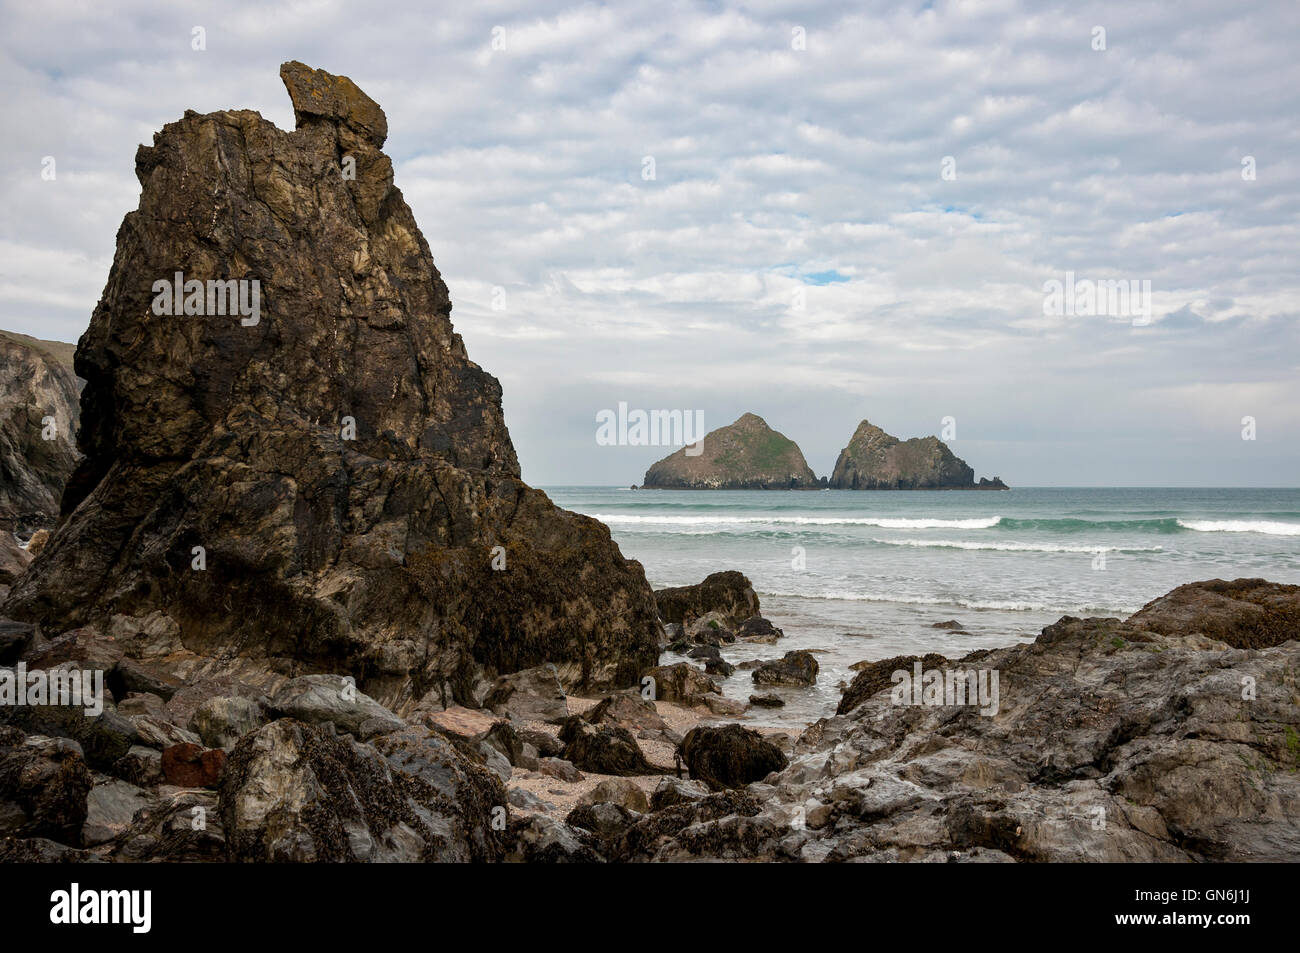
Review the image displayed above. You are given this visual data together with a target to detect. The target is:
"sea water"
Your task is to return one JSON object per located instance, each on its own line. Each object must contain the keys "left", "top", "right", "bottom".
{"left": 545, "top": 486, "right": 1300, "bottom": 729}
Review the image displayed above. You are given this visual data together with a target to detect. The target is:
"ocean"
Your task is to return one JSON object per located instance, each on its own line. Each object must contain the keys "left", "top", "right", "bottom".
{"left": 545, "top": 486, "right": 1300, "bottom": 729}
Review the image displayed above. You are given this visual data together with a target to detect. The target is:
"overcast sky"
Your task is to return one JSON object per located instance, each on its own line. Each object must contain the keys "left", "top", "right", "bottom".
{"left": 2, "top": 0, "right": 1297, "bottom": 486}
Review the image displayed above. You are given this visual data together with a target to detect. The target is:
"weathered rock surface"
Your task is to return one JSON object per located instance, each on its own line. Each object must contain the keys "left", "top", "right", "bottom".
{"left": 829, "top": 419, "right": 1007, "bottom": 490}
{"left": 654, "top": 571, "right": 760, "bottom": 628}
{"left": 752, "top": 650, "right": 819, "bottom": 687}
{"left": 82, "top": 779, "right": 154, "bottom": 846}
{"left": 651, "top": 578, "right": 1300, "bottom": 862}
{"left": 0, "top": 728, "right": 92, "bottom": 843}
{"left": 678, "top": 724, "right": 789, "bottom": 790}
{"left": 0, "top": 330, "right": 82, "bottom": 535}
{"left": 191, "top": 695, "right": 266, "bottom": 751}
{"left": 221, "top": 719, "right": 505, "bottom": 862}
{"left": 642, "top": 662, "right": 721, "bottom": 707}
{"left": 482, "top": 664, "right": 568, "bottom": 724}
{"left": 161, "top": 743, "right": 227, "bottom": 788}
{"left": 580, "top": 777, "right": 649, "bottom": 813}
{"left": 1, "top": 62, "right": 659, "bottom": 710}
{"left": 269, "top": 674, "right": 404, "bottom": 740}
{"left": 1127, "top": 577, "right": 1300, "bottom": 649}
{"left": 559, "top": 716, "right": 660, "bottom": 776}
{"left": 643, "top": 413, "right": 819, "bottom": 490}
{"left": 0, "top": 533, "right": 31, "bottom": 598}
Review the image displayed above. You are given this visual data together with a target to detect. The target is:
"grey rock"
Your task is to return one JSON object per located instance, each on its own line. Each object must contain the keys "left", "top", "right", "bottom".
{"left": 269, "top": 674, "right": 404, "bottom": 740}
{"left": 580, "top": 777, "right": 649, "bottom": 813}
{"left": 82, "top": 779, "right": 154, "bottom": 846}
{"left": 483, "top": 664, "right": 568, "bottom": 724}
{"left": 190, "top": 695, "right": 266, "bottom": 751}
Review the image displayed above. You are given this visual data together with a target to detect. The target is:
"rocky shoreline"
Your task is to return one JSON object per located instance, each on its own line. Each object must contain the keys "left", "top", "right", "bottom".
{"left": 1, "top": 63, "right": 1295, "bottom": 863}
{"left": 2, "top": 571, "right": 1297, "bottom": 862}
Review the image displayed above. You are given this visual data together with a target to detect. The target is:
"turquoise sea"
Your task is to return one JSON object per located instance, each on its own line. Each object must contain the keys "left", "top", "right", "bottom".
{"left": 546, "top": 487, "right": 1300, "bottom": 727}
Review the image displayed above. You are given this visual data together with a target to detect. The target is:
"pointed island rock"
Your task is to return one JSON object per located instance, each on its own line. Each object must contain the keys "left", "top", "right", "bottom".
{"left": 829, "top": 419, "right": 1007, "bottom": 490}
{"left": 642, "top": 413, "right": 820, "bottom": 490}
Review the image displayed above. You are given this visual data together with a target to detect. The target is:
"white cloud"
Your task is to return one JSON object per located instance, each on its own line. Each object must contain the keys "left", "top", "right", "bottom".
{"left": 1, "top": 0, "right": 1297, "bottom": 485}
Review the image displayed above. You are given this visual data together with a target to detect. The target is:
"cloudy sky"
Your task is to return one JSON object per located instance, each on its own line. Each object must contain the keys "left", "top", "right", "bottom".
{"left": 2, "top": 0, "right": 1297, "bottom": 486}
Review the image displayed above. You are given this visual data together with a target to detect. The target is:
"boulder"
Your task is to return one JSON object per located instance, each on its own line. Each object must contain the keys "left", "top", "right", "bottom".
{"left": 0, "top": 703, "right": 137, "bottom": 770}
{"left": 117, "top": 692, "right": 167, "bottom": 719}
{"left": 749, "top": 693, "right": 784, "bottom": 708}
{"left": 506, "top": 786, "right": 551, "bottom": 813}
{"left": 108, "top": 658, "right": 184, "bottom": 701}
{"left": 112, "top": 745, "right": 164, "bottom": 787}
{"left": 161, "top": 743, "right": 227, "bottom": 788}
{"left": 677, "top": 725, "right": 788, "bottom": 790}
{"left": 164, "top": 677, "right": 267, "bottom": 729}
{"left": 483, "top": 664, "right": 569, "bottom": 724}
{"left": 581, "top": 692, "right": 668, "bottom": 733}
{"left": 1127, "top": 578, "right": 1300, "bottom": 648}
{"left": 580, "top": 777, "right": 649, "bottom": 813}
{"left": 0, "top": 728, "right": 92, "bottom": 843}
{"left": 82, "top": 779, "right": 154, "bottom": 846}
{"left": 22, "top": 627, "right": 123, "bottom": 673}
{"left": 190, "top": 695, "right": 266, "bottom": 751}
{"left": 221, "top": 720, "right": 506, "bottom": 862}
{"left": 702, "top": 694, "right": 746, "bottom": 716}
{"left": 1, "top": 62, "right": 660, "bottom": 709}
{"left": 565, "top": 801, "right": 639, "bottom": 854}
{"left": 618, "top": 789, "right": 764, "bottom": 862}
{"left": 641, "top": 663, "right": 721, "bottom": 706}
{"left": 269, "top": 674, "right": 405, "bottom": 740}
{"left": 686, "top": 614, "right": 736, "bottom": 645}
{"left": 649, "top": 776, "right": 710, "bottom": 811}
{"left": 504, "top": 814, "right": 603, "bottom": 863}
{"left": 131, "top": 715, "right": 202, "bottom": 749}
{"left": 654, "top": 571, "right": 760, "bottom": 628}
{"left": 751, "top": 650, "right": 819, "bottom": 687}
{"left": 108, "top": 789, "right": 225, "bottom": 862}
{"left": 558, "top": 717, "right": 659, "bottom": 776}
{"left": 736, "top": 617, "right": 784, "bottom": 641}
{"left": 538, "top": 758, "right": 584, "bottom": 783}
{"left": 418, "top": 704, "right": 500, "bottom": 741}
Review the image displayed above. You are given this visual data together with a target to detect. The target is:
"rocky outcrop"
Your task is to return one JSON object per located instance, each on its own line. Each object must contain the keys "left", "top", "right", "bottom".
{"left": 642, "top": 413, "right": 819, "bottom": 490}
{"left": 751, "top": 650, "right": 819, "bottom": 687}
{"left": 1126, "top": 577, "right": 1300, "bottom": 648}
{"left": 0, "top": 331, "right": 82, "bottom": 535}
{"left": 1, "top": 62, "right": 659, "bottom": 706}
{"left": 220, "top": 720, "right": 506, "bottom": 862}
{"left": 653, "top": 571, "right": 760, "bottom": 628}
{"left": 829, "top": 419, "right": 1006, "bottom": 490}
{"left": 677, "top": 725, "right": 788, "bottom": 790}
{"left": 647, "top": 578, "right": 1300, "bottom": 861}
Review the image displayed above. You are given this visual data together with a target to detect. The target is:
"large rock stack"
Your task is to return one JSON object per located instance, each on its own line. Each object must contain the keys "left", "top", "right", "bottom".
{"left": 2, "top": 62, "right": 660, "bottom": 710}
